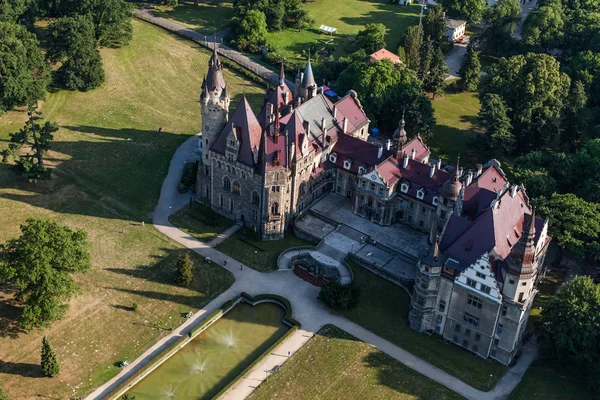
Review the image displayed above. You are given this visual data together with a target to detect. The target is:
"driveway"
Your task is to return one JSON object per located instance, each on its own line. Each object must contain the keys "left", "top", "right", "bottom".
{"left": 445, "top": 35, "right": 470, "bottom": 80}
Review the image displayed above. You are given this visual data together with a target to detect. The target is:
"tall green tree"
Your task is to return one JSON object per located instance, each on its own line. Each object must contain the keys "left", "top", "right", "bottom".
{"left": 479, "top": 53, "right": 570, "bottom": 152}
{"left": 233, "top": 9, "right": 268, "bottom": 52}
{"left": 438, "top": 0, "right": 486, "bottom": 23}
{"left": 2, "top": 105, "right": 58, "bottom": 182}
{"left": 0, "top": 22, "right": 49, "bottom": 114}
{"left": 0, "top": 218, "right": 92, "bottom": 330}
{"left": 41, "top": 336, "right": 60, "bottom": 377}
{"left": 356, "top": 23, "right": 386, "bottom": 54}
{"left": 175, "top": 253, "right": 194, "bottom": 287}
{"left": 538, "top": 276, "right": 600, "bottom": 390}
{"left": 561, "top": 80, "right": 590, "bottom": 151}
{"left": 403, "top": 25, "right": 423, "bottom": 71}
{"left": 538, "top": 193, "right": 600, "bottom": 261}
{"left": 478, "top": 93, "right": 515, "bottom": 154}
{"left": 522, "top": 4, "right": 565, "bottom": 50}
{"left": 476, "top": 0, "right": 521, "bottom": 55}
{"left": 423, "top": 5, "right": 446, "bottom": 45}
{"left": 418, "top": 35, "right": 434, "bottom": 82}
{"left": 426, "top": 47, "right": 448, "bottom": 99}
{"left": 48, "top": 15, "right": 105, "bottom": 91}
{"left": 0, "top": 0, "right": 36, "bottom": 25}
{"left": 233, "top": 0, "right": 309, "bottom": 31}
{"left": 568, "top": 51, "right": 600, "bottom": 106}
{"left": 458, "top": 45, "right": 481, "bottom": 91}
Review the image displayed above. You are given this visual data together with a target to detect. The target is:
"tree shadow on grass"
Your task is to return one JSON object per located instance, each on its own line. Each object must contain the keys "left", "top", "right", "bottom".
{"left": 0, "top": 360, "right": 42, "bottom": 378}
{"left": 0, "top": 285, "right": 26, "bottom": 339}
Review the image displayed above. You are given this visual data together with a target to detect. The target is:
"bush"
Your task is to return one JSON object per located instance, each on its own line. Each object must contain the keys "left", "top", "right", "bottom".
{"left": 132, "top": 302, "right": 138, "bottom": 312}
{"left": 120, "top": 394, "right": 136, "bottom": 400}
{"left": 41, "top": 336, "right": 60, "bottom": 377}
{"left": 174, "top": 253, "right": 194, "bottom": 286}
{"left": 178, "top": 160, "right": 198, "bottom": 193}
{"left": 318, "top": 281, "right": 361, "bottom": 311}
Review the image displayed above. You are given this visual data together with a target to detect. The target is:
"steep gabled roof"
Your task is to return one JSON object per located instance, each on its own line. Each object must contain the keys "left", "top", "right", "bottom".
{"left": 334, "top": 93, "right": 369, "bottom": 132}
{"left": 473, "top": 165, "right": 508, "bottom": 193}
{"left": 331, "top": 134, "right": 390, "bottom": 174}
{"left": 211, "top": 97, "right": 262, "bottom": 167}
{"left": 401, "top": 136, "right": 430, "bottom": 162}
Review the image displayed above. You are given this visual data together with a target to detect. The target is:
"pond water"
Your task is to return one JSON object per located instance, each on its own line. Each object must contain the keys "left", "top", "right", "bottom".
{"left": 125, "top": 302, "right": 289, "bottom": 399}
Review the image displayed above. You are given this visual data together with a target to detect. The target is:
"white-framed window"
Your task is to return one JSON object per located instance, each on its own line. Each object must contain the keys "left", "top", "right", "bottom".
{"left": 344, "top": 159, "right": 352, "bottom": 169}
{"left": 432, "top": 196, "right": 439, "bottom": 206}
{"left": 329, "top": 153, "right": 337, "bottom": 163}
{"left": 401, "top": 183, "right": 409, "bottom": 193}
{"left": 417, "top": 189, "right": 425, "bottom": 200}
{"left": 358, "top": 166, "right": 365, "bottom": 174}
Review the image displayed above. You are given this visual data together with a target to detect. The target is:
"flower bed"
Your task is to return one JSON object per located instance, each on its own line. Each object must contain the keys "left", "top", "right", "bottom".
{"left": 293, "top": 266, "right": 331, "bottom": 287}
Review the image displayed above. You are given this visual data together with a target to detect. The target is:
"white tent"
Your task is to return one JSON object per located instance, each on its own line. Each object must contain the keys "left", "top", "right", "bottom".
{"left": 318, "top": 25, "right": 337, "bottom": 34}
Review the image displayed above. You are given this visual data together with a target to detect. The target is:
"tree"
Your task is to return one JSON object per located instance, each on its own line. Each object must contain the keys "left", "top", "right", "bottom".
{"left": 478, "top": 93, "right": 514, "bottom": 154}
{"left": 561, "top": 80, "right": 590, "bottom": 151}
{"left": 2, "top": 105, "right": 58, "bottom": 182}
{"left": 538, "top": 276, "right": 600, "bottom": 390}
{"left": 234, "top": 9, "right": 268, "bottom": 52}
{"left": 439, "top": 0, "right": 486, "bottom": 23}
{"left": 336, "top": 59, "right": 434, "bottom": 135}
{"left": 568, "top": 51, "right": 600, "bottom": 106}
{"left": 458, "top": 45, "right": 481, "bottom": 91}
{"left": 54, "top": 0, "right": 133, "bottom": 47}
{"left": 423, "top": 5, "right": 446, "bottom": 45}
{"left": 318, "top": 281, "right": 361, "bottom": 311}
{"left": 0, "top": 22, "right": 49, "bottom": 115}
{"left": 0, "top": 0, "right": 36, "bottom": 25}
{"left": 0, "top": 218, "right": 92, "bottom": 330}
{"left": 538, "top": 193, "right": 600, "bottom": 261}
{"left": 233, "top": 0, "right": 310, "bottom": 31}
{"left": 356, "top": 23, "right": 386, "bottom": 54}
{"left": 48, "top": 15, "right": 105, "bottom": 91}
{"left": 425, "top": 47, "right": 448, "bottom": 99}
{"left": 120, "top": 394, "right": 136, "bottom": 400}
{"left": 403, "top": 26, "right": 423, "bottom": 71}
{"left": 476, "top": 0, "right": 521, "bottom": 55}
{"left": 479, "top": 53, "right": 570, "bottom": 152}
{"left": 512, "top": 168, "right": 557, "bottom": 200}
{"left": 522, "top": 4, "right": 565, "bottom": 50}
{"left": 0, "top": 386, "right": 9, "bottom": 400}
{"left": 418, "top": 35, "right": 434, "bottom": 82}
{"left": 41, "top": 336, "right": 60, "bottom": 377}
{"left": 175, "top": 253, "right": 194, "bottom": 286}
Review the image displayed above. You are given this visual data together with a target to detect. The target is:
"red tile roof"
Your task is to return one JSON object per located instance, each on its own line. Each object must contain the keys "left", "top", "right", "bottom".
{"left": 334, "top": 93, "right": 369, "bottom": 133}
{"left": 402, "top": 136, "right": 430, "bottom": 162}
{"left": 331, "top": 134, "right": 390, "bottom": 174}
{"left": 211, "top": 97, "right": 262, "bottom": 167}
{"left": 369, "top": 48, "right": 403, "bottom": 65}
{"left": 473, "top": 165, "right": 507, "bottom": 193}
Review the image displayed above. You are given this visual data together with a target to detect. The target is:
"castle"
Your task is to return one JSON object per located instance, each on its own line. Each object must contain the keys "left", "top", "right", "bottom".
{"left": 195, "top": 49, "right": 551, "bottom": 365}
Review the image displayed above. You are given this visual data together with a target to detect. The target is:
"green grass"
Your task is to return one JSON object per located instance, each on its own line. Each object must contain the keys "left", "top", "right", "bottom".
{"left": 216, "top": 230, "right": 312, "bottom": 272}
{"left": 249, "top": 324, "right": 464, "bottom": 400}
{"left": 508, "top": 359, "right": 590, "bottom": 400}
{"left": 169, "top": 201, "right": 234, "bottom": 242}
{"left": 266, "top": 0, "right": 420, "bottom": 61}
{"left": 429, "top": 90, "right": 482, "bottom": 167}
{"left": 340, "top": 261, "right": 506, "bottom": 391}
{"left": 0, "top": 19, "right": 261, "bottom": 399}
{"left": 152, "top": 0, "right": 235, "bottom": 33}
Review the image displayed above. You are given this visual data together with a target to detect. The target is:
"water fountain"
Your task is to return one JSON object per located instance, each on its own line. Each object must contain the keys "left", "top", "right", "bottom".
{"left": 223, "top": 330, "right": 238, "bottom": 348}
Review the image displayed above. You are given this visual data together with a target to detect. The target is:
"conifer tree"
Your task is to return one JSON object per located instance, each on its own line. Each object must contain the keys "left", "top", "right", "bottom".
{"left": 403, "top": 26, "right": 423, "bottom": 71}
{"left": 41, "top": 336, "right": 60, "bottom": 377}
{"left": 426, "top": 47, "right": 448, "bottom": 99}
{"left": 458, "top": 45, "right": 482, "bottom": 92}
{"left": 418, "top": 36, "right": 434, "bottom": 82}
{"left": 175, "top": 253, "right": 194, "bottom": 287}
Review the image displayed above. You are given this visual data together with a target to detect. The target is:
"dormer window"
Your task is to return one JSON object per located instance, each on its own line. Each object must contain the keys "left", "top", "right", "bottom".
{"left": 344, "top": 159, "right": 353, "bottom": 170}
{"left": 330, "top": 153, "right": 337, "bottom": 163}
{"left": 417, "top": 189, "right": 425, "bottom": 200}
{"left": 358, "top": 166, "right": 365, "bottom": 174}
{"left": 401, "top": 183, "right": 409, "bottom": 193}
{"left": 432, "top": 196, "right": 439, "bottom": 206}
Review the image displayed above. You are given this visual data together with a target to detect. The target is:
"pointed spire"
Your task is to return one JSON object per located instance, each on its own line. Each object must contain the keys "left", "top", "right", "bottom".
{"left": 453, "top": 155, "right": 461, "bottom": 182}
{"left": 302, "top": 56, "right": 316, "bottom": 87}
{"left": 505, "top": 208, "right": 537, "bottom": 279}
{"left": 279, "top": 60, "right": 285, "bottom": 86}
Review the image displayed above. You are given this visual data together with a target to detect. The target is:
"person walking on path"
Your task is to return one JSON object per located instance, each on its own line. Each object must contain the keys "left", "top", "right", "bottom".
{"left": 240, "top": 264, "right": 243, "bottom": 271}
{"left": 224, "top": 258, "right": 228, "bottom": 266}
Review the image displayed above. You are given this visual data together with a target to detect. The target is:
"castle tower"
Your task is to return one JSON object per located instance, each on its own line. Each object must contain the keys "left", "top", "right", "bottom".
{"left": 502, "top": 208, "right": 538, "bottom": 304}
{"left": 430, "top": 157, "right": 462, "bottom": 243}
{"left": 295, "top": 57, "right": 317, "bottom": 103}
{"left": 201, "top": 43, "right": 230, "bottom": 159}
{"left": 393, "top": 113, "right": 408, "bottom": 160}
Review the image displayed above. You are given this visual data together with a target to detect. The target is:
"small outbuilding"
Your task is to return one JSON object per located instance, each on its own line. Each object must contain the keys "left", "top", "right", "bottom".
{"left": 445, "top": 18, "right": 467, "bottom": 42}
{"left": 369, "top": 48, "right": 403, "bottom": 65}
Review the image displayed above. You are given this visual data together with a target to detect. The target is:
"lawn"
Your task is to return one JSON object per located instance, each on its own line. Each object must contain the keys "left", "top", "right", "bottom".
{"left": 341, "top": 261, "right": 506, "bottom": 391}
{"left": 169, "top": 201, "right": 234, "bottom": 242}
{"left": 152, "top": 0, "right": 234, "bottom": 33}
{"left": 266, "top": 0, "right": 420, "bottom": 61}
{"left": 508, "top": 359, "right": 590, "bottom": 400}
{"left": 216, "top": 230, "right": 312, "bottom": 272}
{"left": 249, "top": 324, "right": 464, "bottom": 400}
{"left": 429, "top": 90, "right": 482, "bottom": 167}
{"left": 0, "top": 19, "right": 263, "bottom": 399}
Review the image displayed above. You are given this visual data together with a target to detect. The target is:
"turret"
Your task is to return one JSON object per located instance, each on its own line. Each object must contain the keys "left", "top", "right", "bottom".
{"left": 430, "top": 157, "right": 463, "bottom": 243}
{"left": 295, "top": 57, "right": 317, "bottom": 102}
{"left": 393, "top": 113, "right": 408, "bottom": 160}
{"left": 201, "top": 42, "right": 230, "bottom": 153}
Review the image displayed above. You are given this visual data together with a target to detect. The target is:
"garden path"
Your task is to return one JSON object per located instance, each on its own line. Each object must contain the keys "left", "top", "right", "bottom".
{"left": 86, "top": 134, "right": 538, "bottom": 400}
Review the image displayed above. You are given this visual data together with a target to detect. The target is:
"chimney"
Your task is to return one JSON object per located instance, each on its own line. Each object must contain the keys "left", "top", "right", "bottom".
{"left": 403, "top": 153, "right": 409, "bottom": 168}
{"left": 283, "top": 91, "right": 288, "bottom": 104}
{"left": 377, "top": 145, "right": 383, "bottom": 159}
{"left": 437, "top": 158, "right": 442, "bottom": 170}
{"left": 411, "top": 148, "right": 416, "bottom": 160}
{"left": 475, "top": 164, "right": 483, "bottom": 178}
{"left": 459, "top": 167, "right": 464, "bottom": 177}
{"left": 386, "top": 139, "right": 391, "bottom": 150}
{"left": 321, "top": 117, "right": 327, "bottom": 132}
{"left": 343, "top": 117, "right": 348, "bottom": 133}
{"left": 429, "top": 163, "right": 436, "bottom": 178}
{"left": 274, "top": 129, "right": 279, "bottom": 144}
{"left": 465, "top": 171, "right": 473, "bottom": 186}
{"left": 267, "top": 103, "right": 274, "bottom": 117}
{"left": 333, "top": 105, "right": 337, "bottom": 120}
{"left": 510, "top": 184, "right": 518, "bottom": 198}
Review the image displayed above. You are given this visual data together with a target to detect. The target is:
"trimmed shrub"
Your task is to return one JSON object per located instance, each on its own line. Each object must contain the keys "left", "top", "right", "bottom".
{"left": 41, "top": 336, "right": 60, "bottom": 377}
{"left": 318, "top": 281, "right": 361, "bottom": 311}
{"left": 174, "top": 253, "right": 194, "bottom": 286}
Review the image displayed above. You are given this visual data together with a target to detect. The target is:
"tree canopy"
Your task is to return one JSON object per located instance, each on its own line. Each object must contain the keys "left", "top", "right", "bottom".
{"left": 479, "top": 52, "right": 570, "bottom": 152}
{"left": 233, "top": 0, "right": 310, "bottom": 32}
{"left": 0, "top": 22, "right": 49, "bottom": 114}
{"left": 476, "top": 0, "right": 521, "bottom": 55}
{"left": 41, "top": 336, "right": 60, "bottom": 377}
{"left": 356, "top": 23, "right": 386, "bottom": 54}
{"left": 458, "top": 45, "right": 481, "bottom": 92}
{"left": 478, "top": 93, "right": 514, "bottom": 155}
{"left": 403, "top": 26, "right": 423, "bottom": 71}
{"left": 0, "top": 218, "right": 91, "bottom": 330}
{"left": 522, "top": 4, "right": 565, "bottom": 49}
{"left": 233, "top": 9, "right": 268, "bottom": 52}
{"left": 439, "top": 0, "right": 486, "bottom": 23}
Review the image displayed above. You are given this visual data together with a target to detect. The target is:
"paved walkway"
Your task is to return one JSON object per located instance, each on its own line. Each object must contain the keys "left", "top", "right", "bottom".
{"left": 88, "top": 136, "right": 538, "bottom": 400}
{"left": 133, "top": 8, "right": 295, "bottom": 91}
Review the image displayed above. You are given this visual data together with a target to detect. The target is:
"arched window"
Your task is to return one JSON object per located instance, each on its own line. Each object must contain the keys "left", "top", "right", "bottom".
{"left": 232, "top": 180, "right": 241, "bottom": 195}
{"left": 223, "top": 176, "right": 231, "bottom": 190}
{"left": 252, "top": 191, "right": 260, "bottom": 205}
{"left": 271, "top": 202, "right": 280, "bottom": 215}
